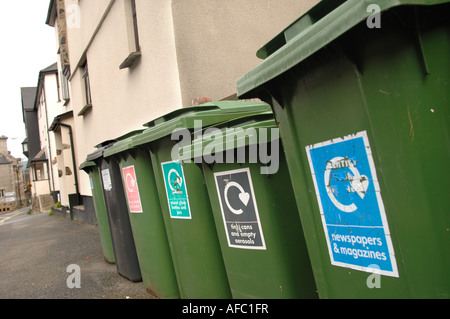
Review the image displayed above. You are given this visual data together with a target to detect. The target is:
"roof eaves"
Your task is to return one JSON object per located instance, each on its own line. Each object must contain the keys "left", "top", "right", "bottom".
{"left": 34, "top": 62, "right": 58, "bottom": 109}
{"left": 46, "top": 0, "right": 57, "bottom": 26}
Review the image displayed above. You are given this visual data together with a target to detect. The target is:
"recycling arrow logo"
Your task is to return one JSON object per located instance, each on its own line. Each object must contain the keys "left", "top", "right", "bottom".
{"left": 324, "top": 156, "right": 369, "bottom": 213}
{"left": 168, "top": 168, "right": 183, "bottom": 195}
{"left": 224, "top": 181, "right": 250, "bottom": 215}
{"left": 125, "top": 172, "right": 137, "bottom": 193}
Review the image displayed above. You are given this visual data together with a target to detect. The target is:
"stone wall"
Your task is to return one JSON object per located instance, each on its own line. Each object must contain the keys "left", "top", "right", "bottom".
{"left": 0, "top": 200, "right": 29, "bottom": 214}
{"left": 31, "top": 194, "right": 55, "bottom": 214}
{"left": 56, "top": 0, "right": 70, "bottom": 68}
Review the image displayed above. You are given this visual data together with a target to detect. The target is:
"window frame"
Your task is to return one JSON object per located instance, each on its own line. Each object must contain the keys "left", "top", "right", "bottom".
{"left": 82, "top": 61, "right": 92, "bottom": 106}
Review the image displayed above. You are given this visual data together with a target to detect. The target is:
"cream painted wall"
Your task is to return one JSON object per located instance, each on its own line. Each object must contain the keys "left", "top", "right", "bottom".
{"left": 54, "top": 118, "right": 77, "bottom": 206}
{"left": 66, "top": 0, "right": 112, "bottom": 71}
{"left": 36, "top": 73, "right": 61, "bottom": 197}
{"left": 43, "top": 73, "right": 64, "bottom": 194}
{"left": 33, "top": 179, "right": 50, "bottom": 197}
{"left": 171, "top": 0, "right": 320, "bottom": 105}
{"left": 61, "top": 0, "right": 319, "bottom": 197}
{"left": 67, "top": 1, "right": 181, "bottom": 164}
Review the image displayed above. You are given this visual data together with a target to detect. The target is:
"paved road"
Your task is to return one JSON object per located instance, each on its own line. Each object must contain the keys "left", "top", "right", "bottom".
{"left": 0, "top": 207, "right": 154, "bottom": 299}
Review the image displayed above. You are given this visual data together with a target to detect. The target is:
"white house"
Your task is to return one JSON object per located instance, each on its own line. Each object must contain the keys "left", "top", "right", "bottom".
{"left": 45, "top": 0, "right": 319, "bottom": 221}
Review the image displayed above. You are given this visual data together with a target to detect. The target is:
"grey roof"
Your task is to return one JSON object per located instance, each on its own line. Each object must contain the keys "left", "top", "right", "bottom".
{"left": 46, "top": 0, "right": 56, "bottom": 26}
{"left": 21, "top": 87, "right": 37, "bottom": 111}
{"left": 34, "top": 62, "right": 58, "bottom": 109}
{"left": 40, "top": 62, "right": 58, "bottom": 73}
{"left": 31, "top": 148, "right": 48, "bottom": 163}
{"left": 0, "top": 155, "right": 11, "bottom": 165}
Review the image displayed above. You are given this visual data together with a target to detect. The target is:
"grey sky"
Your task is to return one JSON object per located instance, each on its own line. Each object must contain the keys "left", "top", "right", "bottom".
{"left": 0, "top": 0, "right": 56, "bottom": 159}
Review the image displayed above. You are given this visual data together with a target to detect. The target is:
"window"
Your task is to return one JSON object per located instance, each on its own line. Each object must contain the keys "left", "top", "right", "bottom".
{"left": 120, "top": 0, "right": 141, "bottom": 69}
{"left": 78, "top": 61, "right": 92, "bottom": 116}
{"left": 78, "top": 61, "right": 93, "bottom": 116}
{"left": 82, "top": 61, "right": 92, "bottom": 106}
{"left": 32, "top": 162, "right": 49, "bottom": 181}
{"left": 130, "top": 0, "right": 140, "bottom": 52}
{"left": 61, "top": 66, "right": 71, "bottom": 102}
{"left": 56, "top": 72, "right": 61, "bottom": 102}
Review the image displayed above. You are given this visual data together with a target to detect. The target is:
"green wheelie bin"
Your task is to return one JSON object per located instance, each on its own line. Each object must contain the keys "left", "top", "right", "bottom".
{"left": 79, "top": 160, "right": 115, "bottom": 264}
{"left": 103, "top": 134, "right": 180, "bottom": 299}
{"left": 237, "top": 0, "right": 450, "bottom": 298}
{"left": 179, "top": 112, "right": 317, "bottom": 298}
{"left": 131, "top": 101, "right": 273, "bottom": 299}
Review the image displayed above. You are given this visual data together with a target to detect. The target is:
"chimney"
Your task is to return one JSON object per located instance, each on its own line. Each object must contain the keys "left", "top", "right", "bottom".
{"left": 0, "top": 136, "right": 8, "bottom": 155}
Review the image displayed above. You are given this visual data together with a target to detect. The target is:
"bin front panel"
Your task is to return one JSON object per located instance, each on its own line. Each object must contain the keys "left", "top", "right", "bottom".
{"left": 357, "top": 9, "right": 450, "bottom": 297}
{"left": 100, "top": 157, "right": 142, "bottom": 282}
{"left": 116, "top": 148, "right": 180, "bottom": 299}
{"left": 261, "top": 5, "right": 449, "bottom": 298}
{"left": 88, "top": 167, "right": 115, "bottom": 264}
{"left": 202, "top": 147, "right": 317, "bottom": 299}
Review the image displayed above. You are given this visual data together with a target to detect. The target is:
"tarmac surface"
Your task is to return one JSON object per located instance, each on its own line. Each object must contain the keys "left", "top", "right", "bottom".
{"left": 0, "top": 206, "right": 155, "bottom": 299}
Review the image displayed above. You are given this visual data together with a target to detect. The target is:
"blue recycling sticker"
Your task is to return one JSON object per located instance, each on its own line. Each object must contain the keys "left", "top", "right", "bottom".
{"left": 161, "top": 160, "right": 191, "bottom": 219}
{"left": 306, "top": 131, "right": 398, "bottom": 277}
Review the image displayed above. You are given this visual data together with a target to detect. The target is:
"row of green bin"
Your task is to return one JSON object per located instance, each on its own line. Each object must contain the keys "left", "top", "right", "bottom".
{"left": 81, "top": 100, "right": 316, "bottom": 299}
{"left": 79, "top": 0, "right": 449, "bottom": 299}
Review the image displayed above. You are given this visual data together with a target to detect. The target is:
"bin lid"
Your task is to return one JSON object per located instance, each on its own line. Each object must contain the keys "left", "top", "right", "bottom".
{"left": 79, "top": 160, "right": 96, "bottom": 172}
{"left": 85, "top": 129, "right": 144, "bottom": 161}
{"left": 178, "top": 113, "right": 278, "bottom": 161}
{"left": 236, "top": 0, "right": 448, "bottom": 97}
{"left": 86, "top": 145, "right": 111, "bottom": 162}
{"left": 132, "top": 101, "right": 272, "bottom": 147}
{"left": 103, "top": 129, "right": 145, "bottom": 158}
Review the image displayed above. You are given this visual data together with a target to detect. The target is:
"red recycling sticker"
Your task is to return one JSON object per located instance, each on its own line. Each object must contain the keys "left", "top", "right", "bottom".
{"left": 122, "top": 166, "right": 143, "bottom": 213}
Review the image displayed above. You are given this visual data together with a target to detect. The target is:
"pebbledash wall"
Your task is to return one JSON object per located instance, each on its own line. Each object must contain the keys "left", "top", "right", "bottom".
{"left": 46, "top": 0, "right": 319, "bottom": 223}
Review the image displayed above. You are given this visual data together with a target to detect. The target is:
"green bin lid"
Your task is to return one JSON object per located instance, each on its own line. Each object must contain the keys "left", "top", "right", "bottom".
{"left": 79, "top": 160, "right": 97, "bottom": 172}
{"left": 237, "top": 0, "right": 448, "bottom": 96}
{"left": 178, "top": 112, "right": 278, "bottom": 161}
{"left": 103, "top": 129, "right": 145, "bottom": 158}
{"left": 85, "top": 129, "right": 144, "bottom": 161}
{"left": 85, "top": 145, "right": 111, "bottom": 162}
{"left": 132, "top": 101, "right": 272, "bottom": 147}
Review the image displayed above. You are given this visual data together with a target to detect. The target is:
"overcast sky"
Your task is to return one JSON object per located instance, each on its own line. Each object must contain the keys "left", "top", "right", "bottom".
{"left": 0, "top": 0, "right": 57, "bottom": 160}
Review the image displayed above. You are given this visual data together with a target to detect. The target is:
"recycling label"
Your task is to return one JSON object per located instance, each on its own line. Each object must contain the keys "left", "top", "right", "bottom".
{"left": 306, "top": 131, "right": 398, "bottom": 277}
{"left": 101, "top": 169, "right": 112, "bottom": 191}
{"left": 122, "top": 165, "right": 143, "bottom": 213}
{"left": 214, "top": 168, "right": 266, "bottom": 250}
{"left": 161, "top": 160, "right": 191, "bottom": 219}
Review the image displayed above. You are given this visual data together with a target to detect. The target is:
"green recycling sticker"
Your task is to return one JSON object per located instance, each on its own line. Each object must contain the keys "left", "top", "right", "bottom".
{"left": 161, "top": 160, "right": 192, "bottom": 219}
